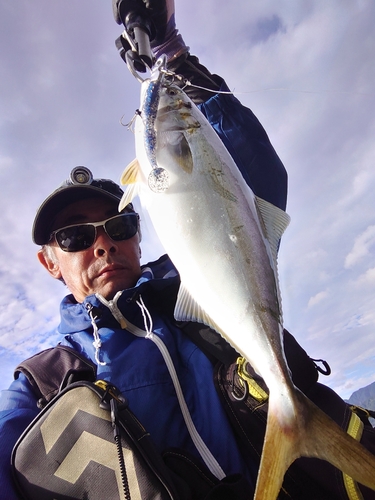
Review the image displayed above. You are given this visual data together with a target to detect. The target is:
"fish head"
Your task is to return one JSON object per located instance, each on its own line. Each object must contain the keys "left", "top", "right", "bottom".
{"left": 158, "top": 83, "right": 192, "bottom": 112}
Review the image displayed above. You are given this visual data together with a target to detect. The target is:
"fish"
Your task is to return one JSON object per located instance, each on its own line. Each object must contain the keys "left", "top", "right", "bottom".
{"left": 119, "top": 61, "right": 375, "bottom": 499}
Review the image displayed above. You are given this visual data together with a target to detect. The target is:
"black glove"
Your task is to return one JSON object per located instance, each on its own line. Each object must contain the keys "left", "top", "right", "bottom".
{"left": 112, "top": 0, "right": 170, "bottom": 45}
{"left": 113, "top": 0, "right": 189, "bottom": 76}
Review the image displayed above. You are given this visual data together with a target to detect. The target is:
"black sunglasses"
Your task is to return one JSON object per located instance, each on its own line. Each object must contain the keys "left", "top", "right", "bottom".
{"left": 50, "top": 213, "right": 140, "bottom": 252}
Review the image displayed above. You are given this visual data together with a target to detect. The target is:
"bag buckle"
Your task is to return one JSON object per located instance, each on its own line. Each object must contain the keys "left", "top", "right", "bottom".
{"left": 232, "top": 357, "right": 269, "bottom": 403}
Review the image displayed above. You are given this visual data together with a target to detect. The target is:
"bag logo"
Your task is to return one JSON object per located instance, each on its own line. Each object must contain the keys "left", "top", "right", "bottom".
{"left": 15, "top": 387, "right": 145, "bottom": 499}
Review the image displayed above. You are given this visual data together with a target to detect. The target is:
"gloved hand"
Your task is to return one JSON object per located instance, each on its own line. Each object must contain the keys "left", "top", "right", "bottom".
{"left": 113, "top": 0, "right": 221, "bottom": 103}
{"left": 112, "top": 0, "right": 173, "bottom": 45}
{"left": 113, "top": 0, "right": 188, "bottom": 70}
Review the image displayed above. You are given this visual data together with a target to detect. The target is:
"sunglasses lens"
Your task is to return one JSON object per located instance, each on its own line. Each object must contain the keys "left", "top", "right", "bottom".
{"left": 105, "top": 214, "right": 138, "bottom": 241}
{"left": 55, "top": 225, "right": 96, "bottom": 252}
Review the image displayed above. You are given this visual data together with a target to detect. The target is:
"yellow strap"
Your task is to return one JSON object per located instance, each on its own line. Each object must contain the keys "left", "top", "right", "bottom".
{"left": 236, "top": 357, "right": 268, "bottom": 403}
{"left": 343, "top": 410, "right": 364, "bottom": 500}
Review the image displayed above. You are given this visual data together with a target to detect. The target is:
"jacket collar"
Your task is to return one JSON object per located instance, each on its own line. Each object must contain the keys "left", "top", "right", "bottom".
{"left": 58, "top": 254, "right": 180, "bottom": 335}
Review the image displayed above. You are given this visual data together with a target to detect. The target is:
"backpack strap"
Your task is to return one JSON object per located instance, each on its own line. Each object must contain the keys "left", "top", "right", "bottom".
{"left": 176, "top": 321, "right": 239, "bottom": 366}
{"left": 14, "top": 345, "right": 97, "bottom": 409}
{"left": 177, "top": 321, "right": 319, "bottom": 391}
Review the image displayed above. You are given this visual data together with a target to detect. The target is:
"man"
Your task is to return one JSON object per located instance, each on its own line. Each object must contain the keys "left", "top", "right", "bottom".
{"left": 1, "top": 1, "right": 372, "bottom": 499}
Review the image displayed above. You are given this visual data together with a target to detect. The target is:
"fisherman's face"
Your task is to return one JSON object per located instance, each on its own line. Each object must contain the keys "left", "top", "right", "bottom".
{"left": 38, "top": 197, "right": 142, "bottom": 303}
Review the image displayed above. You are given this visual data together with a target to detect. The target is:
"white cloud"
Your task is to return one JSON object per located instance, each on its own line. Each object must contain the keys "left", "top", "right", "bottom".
{"left": 353, "top": 168, "right": 374, "bottom": 198}
{"left": 307, "top": 290, "right": 329, "bottom": 309}
{"left": 356, "top": 267, "right": 375, "bottom": 286}
{"left": 344, "top": 225, "right": 375, "bottom": 268}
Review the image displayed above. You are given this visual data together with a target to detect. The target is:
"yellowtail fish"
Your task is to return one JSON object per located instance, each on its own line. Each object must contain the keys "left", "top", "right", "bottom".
{"left": 120, "top": 60, "right": 375, "bottom": 499}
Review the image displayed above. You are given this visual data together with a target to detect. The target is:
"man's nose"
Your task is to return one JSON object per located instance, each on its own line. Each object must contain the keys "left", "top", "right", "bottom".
{"left": 93, "top": 227, "right": 118, "bottom": 256}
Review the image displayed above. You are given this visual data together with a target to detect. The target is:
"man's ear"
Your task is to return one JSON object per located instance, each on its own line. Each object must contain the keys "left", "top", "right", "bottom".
{"left": 37, "top": 247, "right": 62, "bottom": 280}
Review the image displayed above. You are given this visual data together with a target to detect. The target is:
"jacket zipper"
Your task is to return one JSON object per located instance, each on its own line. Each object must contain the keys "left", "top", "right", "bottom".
{"left": 96, "top": 293, "right": 226, "bottom": 481}
{"left": 95, "top": 291, "right": 127, "bottom": 329}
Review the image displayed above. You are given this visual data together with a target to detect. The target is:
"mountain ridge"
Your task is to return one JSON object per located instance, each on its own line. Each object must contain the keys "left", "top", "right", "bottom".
{"left": 346, "top": 381, "right": 375, "bottom": 411}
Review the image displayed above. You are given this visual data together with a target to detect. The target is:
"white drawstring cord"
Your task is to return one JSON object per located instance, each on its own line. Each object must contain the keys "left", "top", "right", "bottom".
{"left": 86, "top": 305, "right": 106, "bottom": 366}
{"left": 91, "top": 292, "right": 225, "bottom": 479}
{"left": 135, "top": 295, "right": 154, "bottom": 339}
{"left": 134, "top": 294, "right": 226, "bottom": 480}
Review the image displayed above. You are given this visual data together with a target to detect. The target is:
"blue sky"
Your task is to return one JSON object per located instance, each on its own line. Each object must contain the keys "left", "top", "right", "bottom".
{"left": 0, "top": 0, "right": 374, "bottom": 400}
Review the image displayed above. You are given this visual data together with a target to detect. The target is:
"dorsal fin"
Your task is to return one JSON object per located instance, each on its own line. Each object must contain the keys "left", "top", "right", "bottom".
{"left": 255, "top": 196, "right": 290, "bottom": 268}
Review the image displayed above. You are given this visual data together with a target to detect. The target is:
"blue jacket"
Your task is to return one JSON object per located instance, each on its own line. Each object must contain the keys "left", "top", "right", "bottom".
{"left": 0, "top": 86, "right": 287, "bottom": 498}
{"left": 2, "top": 256, "right": 255, "bottom": 497}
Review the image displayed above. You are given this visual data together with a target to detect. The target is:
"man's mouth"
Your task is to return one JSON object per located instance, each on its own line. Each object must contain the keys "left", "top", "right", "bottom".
{"left": 98, "top": 264, "right": 126, "bottom": 278}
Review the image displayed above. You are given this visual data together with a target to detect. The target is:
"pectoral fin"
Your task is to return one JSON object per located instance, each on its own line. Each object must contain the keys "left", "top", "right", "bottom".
{"left": 163, "top": 133, "right": 193, "bottom": 174}
{"left": 120, "top": 158, "right": 141, "bottom": 185}
{"left": 174, "top": 282, "right": 222, "bottom": 334}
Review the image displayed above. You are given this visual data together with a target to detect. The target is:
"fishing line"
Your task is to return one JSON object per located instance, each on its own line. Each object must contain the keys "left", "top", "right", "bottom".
{"left": 127, "top": 62, "right": 372, "bottom": 98}
{"left": 161, "top": 68, "right": 372, "bottom": 97}
{"left": 229, "top": 88, "right": 372, "bottom": 97}
{"left": 120, "top": 65, "right": 371, "bottom": 132}
{"left": 180, "top": 81, "right": 372, "bottom": 98}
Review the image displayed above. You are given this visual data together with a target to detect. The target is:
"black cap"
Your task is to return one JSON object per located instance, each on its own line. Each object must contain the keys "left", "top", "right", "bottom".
{"left": 32, "top": 167, "right": 134, "bottom": 245}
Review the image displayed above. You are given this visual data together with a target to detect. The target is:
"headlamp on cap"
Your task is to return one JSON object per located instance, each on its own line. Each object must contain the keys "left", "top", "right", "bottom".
{"left": 68, "top": 166, "right": 94, "bottom": 185}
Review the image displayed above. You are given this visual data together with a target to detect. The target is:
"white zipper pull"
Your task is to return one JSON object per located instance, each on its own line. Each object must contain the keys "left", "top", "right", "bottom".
{"left": 96, "top": 292, "right": 128, "bottom": 329}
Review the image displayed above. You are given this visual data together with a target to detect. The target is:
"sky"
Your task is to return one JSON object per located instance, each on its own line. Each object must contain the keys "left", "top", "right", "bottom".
{"left": 0, "top": 0, "right": 374, "bottom": 400}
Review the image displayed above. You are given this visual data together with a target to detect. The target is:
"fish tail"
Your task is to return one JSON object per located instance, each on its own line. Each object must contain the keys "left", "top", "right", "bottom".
{"left": 254, "top": 390, "right": 375, "bottom": 500}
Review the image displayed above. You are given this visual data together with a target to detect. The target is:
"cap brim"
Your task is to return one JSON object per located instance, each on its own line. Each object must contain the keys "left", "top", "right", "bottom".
{"left": 32, "top": 184, "right": 122, "bottom": 245}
